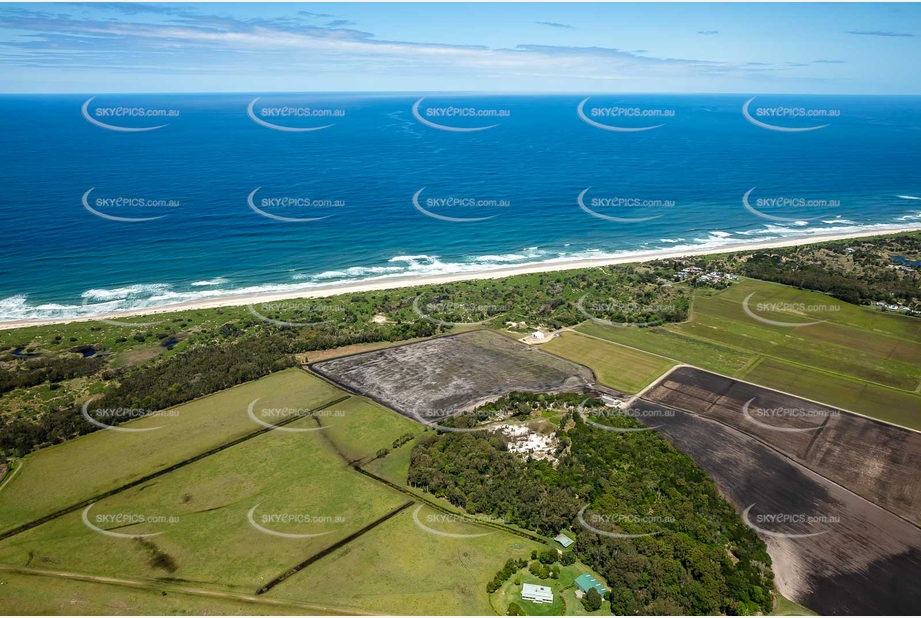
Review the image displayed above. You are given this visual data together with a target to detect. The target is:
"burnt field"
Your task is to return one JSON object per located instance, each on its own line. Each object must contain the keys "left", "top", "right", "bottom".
{"left": 632, "top": 401, "right": 921, "bottom": 615}
{"left": 310, "top": 330, "right": 593, "bottom": 422}
{"left": 643, "top": 366, "right": 921, "bottom": 525}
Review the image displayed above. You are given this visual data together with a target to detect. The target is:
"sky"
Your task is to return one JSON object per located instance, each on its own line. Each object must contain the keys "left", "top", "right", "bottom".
{"left": 0, "top": 2, "right": 919, "bottom": 94}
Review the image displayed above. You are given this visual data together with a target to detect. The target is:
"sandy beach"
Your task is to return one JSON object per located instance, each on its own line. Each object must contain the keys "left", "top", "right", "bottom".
{"left": 3, "top": 226, "right": 920, "bottom": 331}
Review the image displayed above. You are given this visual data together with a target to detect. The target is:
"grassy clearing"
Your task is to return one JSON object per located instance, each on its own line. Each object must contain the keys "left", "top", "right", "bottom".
{"left": 540, "top": 331, "right": 675, "bottom": 394}
{"left": 0, "top": 369, "right": 343, "bottom": 534}
{"left": 0, "top": 413, "right": 407, "bottom": 593}
{"left": 0, "top": 570, "right": 329, "bottom": 616}
{"left": 580, "top": 279, "right": 921, "bottom": 426}
{"left": 742, "top": 357, "right": 921, "bottom": 430}
{"left": 362, "top": 436, "right": 420, "bottom": 486}
{"left": 491, "top": 563, "right": 613, "bottom": 617}
{"left": 268, "top": 503, "right": 543, "bottom": 615}
{"left": 683, "top": 282, "right": 921, "bottom": 390}
{"left": 770, "top": 592, "right": 818, "bottom": 616}
{"left": 315, "top": 394, "right": 423, "bottom": 463}
{"left": 576, "top": 321, "right": 754, "bottom": 377}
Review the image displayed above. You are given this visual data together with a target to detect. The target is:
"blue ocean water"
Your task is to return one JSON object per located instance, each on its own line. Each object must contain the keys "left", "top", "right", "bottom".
{"left": 1, "top": 93, "right": 920, "bottom": 320}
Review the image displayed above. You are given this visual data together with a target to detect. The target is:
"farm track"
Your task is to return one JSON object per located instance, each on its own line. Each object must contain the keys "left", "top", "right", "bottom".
{"left": 0, "top": 395, "right": 352, "bottom": 542}
{"left": 0, "top": 564, "right": 372, "bottom": 615}
{"left": 255, "top": 501, "right": 414, "bottom": 595}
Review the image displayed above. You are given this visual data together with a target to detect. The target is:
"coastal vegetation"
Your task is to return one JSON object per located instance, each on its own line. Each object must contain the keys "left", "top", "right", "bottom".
{"left": 408, "top": 395, "right": 775, "bottom": 616}
{"left": 2, "top": 232, "right": 918, "bottom": 457}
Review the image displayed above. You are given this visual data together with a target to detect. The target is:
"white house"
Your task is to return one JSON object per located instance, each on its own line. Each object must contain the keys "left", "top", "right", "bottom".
{"left": 532, "top": 331, "right": 546, "bottom": 341}
{"left": 522, "top": 583, "right": 554, "bottom": 604}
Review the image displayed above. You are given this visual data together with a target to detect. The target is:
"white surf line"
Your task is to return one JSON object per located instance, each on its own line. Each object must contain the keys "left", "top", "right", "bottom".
{"left": 4, "top": 225, "right": 921, "bottom": 329}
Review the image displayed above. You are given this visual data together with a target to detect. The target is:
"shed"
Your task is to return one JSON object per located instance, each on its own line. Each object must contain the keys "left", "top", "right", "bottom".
{"left": 574, "top": 573, "right": 607, "bottom": 597}
{"left": 554, "top": 533, "right": 574, "bottom": 548}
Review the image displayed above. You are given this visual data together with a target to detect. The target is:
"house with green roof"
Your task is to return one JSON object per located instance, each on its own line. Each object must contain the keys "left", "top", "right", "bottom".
{"left": 574, "top": 573, "right": 607, "bottom": 597}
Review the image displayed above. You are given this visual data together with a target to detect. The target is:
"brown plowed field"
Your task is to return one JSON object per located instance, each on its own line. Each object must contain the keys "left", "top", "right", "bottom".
{"left": 632, "top": 399, "right": 921, "bottom": 615}
{"left": 644, "top": 366, "right": 921, "bottom": 524}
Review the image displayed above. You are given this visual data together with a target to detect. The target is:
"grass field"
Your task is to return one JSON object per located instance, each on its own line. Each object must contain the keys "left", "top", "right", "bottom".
{"left": 0, "top": 369, "right": 344, "bottom": 534}
{"left": 0, "top": 414, "right": 407, "bottom": 593}
{"left": 0, "top": 570, "right": 333, "bottom": 616}
{"left": 267, "top": 503, "right": 543, "bottom": 615}
{"left": 540, "top": 331, "right": 675, "bottom": 394}
{"left": 740, "top": 357, "right": 921, "bottom": 430}
{"left": 491, "top": 563, "right": 613, "bottom": 617}
{"left": 313, "top": 394, "right": 423, "bottom": 463}
{"left": 578, "top": 278, "right": 921, "bottom": 427}
{"left": 576, "top": 321, "right": 754, "bottom": 377}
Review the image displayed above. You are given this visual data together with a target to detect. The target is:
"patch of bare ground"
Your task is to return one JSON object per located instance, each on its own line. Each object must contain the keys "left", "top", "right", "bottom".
{"left": 310, "top": 330, "right": 593, "bottom": 422}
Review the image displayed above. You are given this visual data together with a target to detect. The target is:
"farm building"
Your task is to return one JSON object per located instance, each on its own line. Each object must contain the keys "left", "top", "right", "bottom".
{"left": 521, "top": 583, "right": 554, "bottom": 604}
{"left": 554, "top": 533, "right": 574, "bottom": 548}
{"left": 532, "top": 331, "right": 546, "bottom": 341}
{"left": 574, "top": 573, "right": 607, "bottom": 597}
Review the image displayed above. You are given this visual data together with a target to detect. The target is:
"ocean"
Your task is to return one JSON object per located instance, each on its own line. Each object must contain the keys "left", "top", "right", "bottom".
{"left": 1, "top": 93, "right": 919, "bottom": 321}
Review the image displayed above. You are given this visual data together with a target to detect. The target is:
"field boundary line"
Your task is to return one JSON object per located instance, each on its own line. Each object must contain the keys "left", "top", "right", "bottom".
{"left": 0, "top": 564, "right": 372, "bottom": 615}
{"left": 0, "top": 395, "right": 352, "bottom": 542}
{"left": 353, "top": 466, "right": 549, "bottom": 544}
{"left": 735, "top": 355, "right": 764, "bottom": 379}
{"left": 639, "top": 394, "right": 921, "bottom": 533}
{"left": 579, "top": 326, "right": 921, "bottom": 433}
{"left": 256, "top": 500, "right": 415, "bottom": 595}
{"left": 649, "top": 364, "right": 921, "bottom": 436}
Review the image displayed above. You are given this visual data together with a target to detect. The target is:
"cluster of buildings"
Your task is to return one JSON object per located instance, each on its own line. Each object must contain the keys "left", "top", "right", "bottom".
{"left": 876, "top": 301, "right": 921, "bottom": 316}
{"left": 676, "top": 266, "right": 738, "bottom": 284}
{"left": 517, "top": 533, "right": 609, "bottom": 605}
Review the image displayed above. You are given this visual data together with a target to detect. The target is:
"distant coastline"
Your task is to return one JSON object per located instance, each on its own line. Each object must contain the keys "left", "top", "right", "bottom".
{"left": 3, "top": 226, "right": 919, "bottom": 331}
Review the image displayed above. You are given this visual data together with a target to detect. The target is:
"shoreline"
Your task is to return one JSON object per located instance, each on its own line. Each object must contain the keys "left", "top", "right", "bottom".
{"left": 3, "top": 226, "right": 920, "bottom": 330}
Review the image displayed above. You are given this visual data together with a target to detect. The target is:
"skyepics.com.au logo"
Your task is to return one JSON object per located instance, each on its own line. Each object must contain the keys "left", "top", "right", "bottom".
{"left": 577, "top": 98, "right": 675, "bottom": 132}
{"left": 577, "top": 399, "right": 673, "bottom": 433}
{"left": 412, "top": 188, "right": 509, "bottom": 222}
{"left": 409, "top": 407, "right": 491, "bottom": 434}
{"left": 412, "top": 295, "right": 510, "bottom": 327}
{"left": 742, "top": 504, "right": 838, "bottom": 538}
{"left": 82, "top": 97, "right": 179, "bottom": 132}
{"left": 577, "top": 505, "right": 671, "bottom": 539}
{"left": 411, "top": 97, "right": 509, "bottom": 132}
{"left": 247, "top": 300, "right": 344, "bottom": 327}
{"left": 411, "top": 505, "right": 496, "bottom": 538}
{"left": 247, "top": 98, "right": 344, "bottom": 132}
{"left": 247, "top": 188, "right": 344, "bottom": 222}
{"left": 81, "top": 503, "right": 179, "bottom": 538}
{"left": 742, "top": 97, "right": 839, "bottom": 132}
{"left": 741, "top": 293, "right": 839, "bottom": 328}
{"left": 247, "top": 398, "right": 340, "bottom": 432}
{"left": 81, "top": 397, "right": 178, "bottom": 433}
{"left": 577, "top": 189, "right": 674, "bottom": 223}
{"left": 742, "top": 188, "right": 839, "bottom": 223}
{"left": 247, "top": 504, "right": 345, "bottom": 538}
{"left": 82, "top": 188, "right": 179, "bottom": 222}
{"left": 576, "top": 296, "right": 676, "bottom": 327}
{"left": 742, "top": 398, "right": 839, "bottom": 433}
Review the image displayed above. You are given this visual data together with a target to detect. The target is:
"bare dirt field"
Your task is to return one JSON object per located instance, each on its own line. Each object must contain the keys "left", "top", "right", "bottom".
{"left": 310, "top": 330, "right": 593, "bottom": 422}
{"left": 631, "top": 399, "right": 921, "bottom": 615}
{"left": 643, "top": 366, "right": 921, "bottom": 525}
